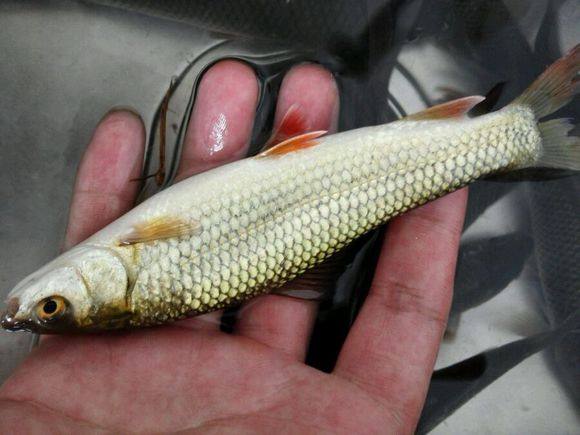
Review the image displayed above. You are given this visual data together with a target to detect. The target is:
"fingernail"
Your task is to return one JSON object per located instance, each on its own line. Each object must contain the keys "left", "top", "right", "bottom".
{"left": 99, "top": 105, "right": 142, "bottom": 123}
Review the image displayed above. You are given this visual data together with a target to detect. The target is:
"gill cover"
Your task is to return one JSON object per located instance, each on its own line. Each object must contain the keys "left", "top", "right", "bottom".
{"left": 72, "top": 247, "right": 131, "bottom": 328}
{"left": 2, "top": 246, "right": 130, "bottom": 332}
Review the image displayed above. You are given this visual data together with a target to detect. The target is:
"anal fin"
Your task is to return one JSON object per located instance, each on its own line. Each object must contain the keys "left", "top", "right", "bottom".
{"left": 272, "top": 250, "right": 352, "bottom": 301}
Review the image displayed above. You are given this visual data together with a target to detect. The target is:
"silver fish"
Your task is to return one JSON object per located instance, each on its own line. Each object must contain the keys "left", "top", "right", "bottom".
{"left": 1, "top": 45, "right": 579, "bottom": 333}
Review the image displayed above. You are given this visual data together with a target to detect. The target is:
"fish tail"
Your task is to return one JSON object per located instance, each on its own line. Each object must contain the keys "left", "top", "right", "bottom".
{"left": 513, "top": 44, "right": 579, "bottom": 118}
{"left": 512, "top": 44, "right": 580, "bottom": 170}
{"left": 536, "top": 119, "right": 580, "bottom": 170}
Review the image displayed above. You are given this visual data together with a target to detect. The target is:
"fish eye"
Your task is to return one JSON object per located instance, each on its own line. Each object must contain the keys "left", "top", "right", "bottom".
{"left": 35, "top": 296, "right": 67, "bottom": 322}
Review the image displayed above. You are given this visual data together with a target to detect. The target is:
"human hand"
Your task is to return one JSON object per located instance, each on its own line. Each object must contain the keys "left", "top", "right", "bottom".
{"left": 0, "top": 61, "right": 467, "bottom": 434}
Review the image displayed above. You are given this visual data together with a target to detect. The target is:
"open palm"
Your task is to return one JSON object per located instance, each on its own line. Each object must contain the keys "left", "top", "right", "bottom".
{"left": 0, "top": 61, "right": 466, "bottom": 434}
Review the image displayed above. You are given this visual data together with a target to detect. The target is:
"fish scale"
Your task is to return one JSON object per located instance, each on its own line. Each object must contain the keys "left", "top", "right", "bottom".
{"left": 126, "top": 107, "right": 538, "bottom": 326}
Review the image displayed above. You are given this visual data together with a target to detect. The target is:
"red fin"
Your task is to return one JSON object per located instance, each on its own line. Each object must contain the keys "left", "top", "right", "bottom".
{"left": 262, "top": 104, "right": 308, "bottom": 152}
{"left": 405, "top": 96, "right": 485, "bottom": 121}
{"left": 513, "top": 44, "right": 580, "bottom": 118}
{"left": 258, "top": 131, "right": 327, "bottom": 157}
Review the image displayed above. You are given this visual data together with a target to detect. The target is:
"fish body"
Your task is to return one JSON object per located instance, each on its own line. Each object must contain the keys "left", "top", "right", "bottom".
{"left": 2, "top": 45, "right": 579, "bottom": 333}
{"left": 111, "top": 106, "right": 538, "bottom": 326}
{"left": 124, "top": 106, "right": 539, "bottom": 326}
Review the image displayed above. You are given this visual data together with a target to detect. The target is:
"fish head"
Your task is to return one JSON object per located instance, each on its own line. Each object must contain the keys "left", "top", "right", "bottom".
{"left": 1, "top": 246, "right": 131, "bottom": 333}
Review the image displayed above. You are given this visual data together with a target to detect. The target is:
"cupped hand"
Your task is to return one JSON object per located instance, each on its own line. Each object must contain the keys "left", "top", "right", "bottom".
{"left": 0, "top": 61, "right": 467, "bottom": 434}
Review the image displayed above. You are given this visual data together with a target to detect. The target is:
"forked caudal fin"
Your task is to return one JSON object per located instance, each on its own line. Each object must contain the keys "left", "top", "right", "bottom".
{"left": 537, "top": 118, "right": 579, "bottom": 170}
{"left": 513, "top": 44, "right": 579, "bottom": 118}
{"left": 512, "top": 44, "right": 580, "bottom": 170}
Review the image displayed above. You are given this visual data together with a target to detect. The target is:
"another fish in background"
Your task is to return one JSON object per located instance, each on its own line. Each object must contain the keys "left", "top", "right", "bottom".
{"left": 417, "top": 310, "right": 580, "bottom": 434}
{"left": 530, "top": 175, "right": 580, "bottom": 403}
{"left": 85, "top": 0, "right": 367, "bottom": 43}
{"left": 83, "top": 0, "right": 397, "bottom": 74}
{"left": 447, "top": 233, "right": 533, "bottom": 327}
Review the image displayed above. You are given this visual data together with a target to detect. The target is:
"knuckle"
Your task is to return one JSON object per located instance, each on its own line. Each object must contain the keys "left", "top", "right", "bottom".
{"left": 370, "top": 277, "right": 449, "bottom": 328}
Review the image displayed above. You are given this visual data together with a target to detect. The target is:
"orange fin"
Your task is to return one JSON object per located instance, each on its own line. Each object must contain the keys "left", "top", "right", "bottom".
{"left": 261, "top": 104, "right": 308, "bottom": 152}
{"left": 405, "top": 96, "right": 485, "bottom": 121}
{"left": 119, "top": 216, "right": 199, "bottom": 246}
{"left": 258, "top": 131, "right": 327, "bottom": 157}
{"left": 513, "top": 44, "right": 580, "bottom": 118}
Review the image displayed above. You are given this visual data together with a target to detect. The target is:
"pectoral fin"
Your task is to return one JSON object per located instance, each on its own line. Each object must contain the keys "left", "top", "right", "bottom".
{"left": 119, "top": 216, "right": 199, "bottom": 245}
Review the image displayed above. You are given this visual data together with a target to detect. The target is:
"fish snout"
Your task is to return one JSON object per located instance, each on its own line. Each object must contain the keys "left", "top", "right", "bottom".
{"left": 0, "top": 298, "right": 27, "bottom": 331}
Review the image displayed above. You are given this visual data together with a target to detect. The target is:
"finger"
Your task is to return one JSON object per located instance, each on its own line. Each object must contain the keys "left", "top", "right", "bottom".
{"left": 334, "top": 188, "right": 468, "bottom": 433}
{"left": 236, "top": 63, "right": 340, "bottom": 360}
{"left": 176, "top": 59, "right": 259, "bottom": 181}
{"left": 175, "top": 60, "right": 259, "bottom": 331}
{"left": 64, "top": 110, "right": 145, "bottom": 250}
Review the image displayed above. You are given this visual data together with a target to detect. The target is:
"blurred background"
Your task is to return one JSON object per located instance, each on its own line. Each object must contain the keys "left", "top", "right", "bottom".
{"left": 0, "top": 1, "right": 578, "bottom": 433}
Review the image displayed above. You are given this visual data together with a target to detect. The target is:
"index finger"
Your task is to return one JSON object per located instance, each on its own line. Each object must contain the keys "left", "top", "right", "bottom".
{"left": 334, "top": 189, "right": 468, "bottom": 433}
{"left": 64, "top": 110, "right": 145, "bottom": 249}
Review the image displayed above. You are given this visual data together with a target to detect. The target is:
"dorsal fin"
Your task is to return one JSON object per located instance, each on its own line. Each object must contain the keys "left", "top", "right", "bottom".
{"left": 261, "top": 104, "right": 308, "bottom": 152}
{"left": 258, "top": 131, "right": 327, "bottom": 157}
{"left": 118, "top": 216, "right": 200, "bottom": 246}
{"left": 405, "top": 96, "right": 485, "bottom": 121}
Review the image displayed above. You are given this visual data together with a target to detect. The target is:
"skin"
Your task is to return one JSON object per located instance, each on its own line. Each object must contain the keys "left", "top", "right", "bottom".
{"left": 0, "top": 60, "right": 467, "bottom": 434}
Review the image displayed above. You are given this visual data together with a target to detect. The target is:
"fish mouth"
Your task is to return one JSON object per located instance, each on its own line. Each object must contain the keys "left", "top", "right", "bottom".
{"left": 0, "top": 298, "right": 33, "bottom": 332}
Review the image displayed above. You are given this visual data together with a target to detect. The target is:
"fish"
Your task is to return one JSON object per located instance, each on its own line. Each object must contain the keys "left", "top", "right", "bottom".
{"left": 1, "top": 45, "right": 579, "bottom": 333}
{"left": 444, "top": 228, "right": 533, "bottom": 339}
{"left": 418, "top": 311, "right": 580, "bottom": 434}
{"left": 85, "top": 0, "right": 368, "bottom": 45}
{"left": 448, "top": 232, "right": 533, "bottom": 328}
{"left": 529, "top": 175, "right": 580, "bottom": 402}
{"left": 84, "top": 0, "right": 379, "bottom": 72}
